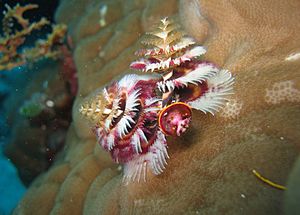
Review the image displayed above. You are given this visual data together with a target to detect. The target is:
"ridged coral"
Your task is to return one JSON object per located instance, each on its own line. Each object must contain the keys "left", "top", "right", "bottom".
{"left": 14, "top": 0, "right": 300, "bottom": 214}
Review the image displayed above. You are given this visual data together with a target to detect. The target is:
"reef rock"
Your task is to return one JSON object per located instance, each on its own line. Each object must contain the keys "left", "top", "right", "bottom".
{"left": 14, "top": 0, "right": 300, "bottom": 214}
{"left": 4, "top": 61, "right": 73, "bottom": 186}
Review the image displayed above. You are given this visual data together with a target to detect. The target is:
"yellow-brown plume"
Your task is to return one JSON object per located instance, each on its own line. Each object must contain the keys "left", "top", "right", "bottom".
{"left": 79, "top": 90, "right": 108, "bottom": 124}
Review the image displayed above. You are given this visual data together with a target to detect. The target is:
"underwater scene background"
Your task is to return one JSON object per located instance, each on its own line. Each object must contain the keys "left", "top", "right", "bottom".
{"left": 0, "top": 0, "right": 300, "bottom": 214}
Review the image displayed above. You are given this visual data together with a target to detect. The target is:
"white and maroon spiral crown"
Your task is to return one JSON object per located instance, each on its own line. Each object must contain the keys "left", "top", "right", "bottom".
{"left": 79, "top": 17, "right": 235, "bottom": 183}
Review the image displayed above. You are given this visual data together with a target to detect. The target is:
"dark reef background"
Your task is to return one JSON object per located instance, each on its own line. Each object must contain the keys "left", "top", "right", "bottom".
{"left": 0, "top": 1, "right": 62, "bottom": 214}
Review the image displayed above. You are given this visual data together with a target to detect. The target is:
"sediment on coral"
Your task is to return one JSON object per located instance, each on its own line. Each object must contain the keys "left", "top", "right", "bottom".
{"left": 13, "top": 0, "right": 300, "bottom": 214}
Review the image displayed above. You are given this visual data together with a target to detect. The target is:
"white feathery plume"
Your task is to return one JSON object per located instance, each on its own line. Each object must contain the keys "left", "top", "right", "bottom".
{"left": 173, "top": 37, "right": 196, "bottom": 51}
{"left": 118, "top": 114, "right": 135, "bottom": 137}
{"left": 174, "top": 63, "right": 219, "bottom": 87}
{"left": 107, "top": 133, "right": 115, "bottom": 150}
{"left": 125, "top": 89, "right": 141, "bottom": 112}
{"left": 131, "top": 132, "right": 142, "bottom": 153}
{"left": 123, "top": 130, "right": 168, "bottom": 183}
{"left": 188, "top": 69, "right": 234, "bottom": 115}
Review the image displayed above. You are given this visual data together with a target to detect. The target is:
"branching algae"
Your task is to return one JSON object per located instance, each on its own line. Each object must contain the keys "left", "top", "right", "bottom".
{"left": 0, "top": 3, "right": 67, "bottom": 71}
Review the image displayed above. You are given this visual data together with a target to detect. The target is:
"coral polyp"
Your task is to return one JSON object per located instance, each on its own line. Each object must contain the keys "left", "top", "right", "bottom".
{"left": 79, "top": 17, "right": 234, "bottom": 182}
